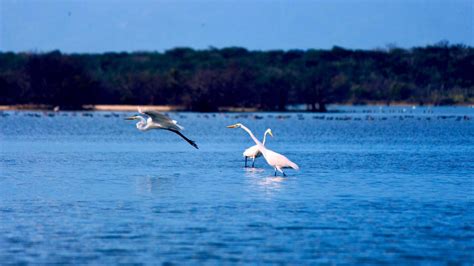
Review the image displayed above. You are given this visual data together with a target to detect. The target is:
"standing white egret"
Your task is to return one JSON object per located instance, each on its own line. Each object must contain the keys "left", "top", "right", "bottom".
{"left": 243, "top": 128, "right": 273, "bottom": 168}
{"left": 125, "top": 108, "right": 198, "bottom": 149}
{"left": 228, "top": 123, "right": 298, "bottom": 176}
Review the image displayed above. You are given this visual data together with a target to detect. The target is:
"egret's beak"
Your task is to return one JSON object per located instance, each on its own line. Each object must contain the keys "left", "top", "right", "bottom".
{"left": 227, "top": 124, "right": 238, "bottom": 128}
{"left": 125, "top": 116, "right": 136, "bottom": 120}
{"left": 268, "top": 131, "right": 274, "bottom": 137}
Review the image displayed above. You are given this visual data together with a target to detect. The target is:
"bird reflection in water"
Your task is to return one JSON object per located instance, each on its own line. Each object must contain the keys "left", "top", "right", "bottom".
{"left": 244, "top": 169, "right": 286, "bottom": 195}
{"left": 135, "top": 175, "right": 176, "bottom": 195}
{"left": 244, "top": 167, "right": 265, "bottom": 173}
{"left": 259, "top": 176, "right": 285, "bottom": 186}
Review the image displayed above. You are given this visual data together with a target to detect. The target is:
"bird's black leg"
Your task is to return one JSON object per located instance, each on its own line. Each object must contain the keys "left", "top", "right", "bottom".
{"left": 169, "top": 129, "right": 198, "bottom": 149}
{"left": 244, "top": 157, "right": 248, "bottom": 168}
{"left": 252, "top": 158, "right": 255, "bottom": 168}
{"left": 274, "top": 169, "right": 277, "bottom": 176}
{"left": 283, "top": 171, "right": 287, "bottom": 177}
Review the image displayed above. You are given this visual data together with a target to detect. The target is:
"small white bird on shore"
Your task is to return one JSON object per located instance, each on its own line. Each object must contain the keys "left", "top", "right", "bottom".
{"left": 228, "top": 123, "right": 298, "bottom": 176}
{"left": 243, "top": 128, "right": 273, "bottom": 168}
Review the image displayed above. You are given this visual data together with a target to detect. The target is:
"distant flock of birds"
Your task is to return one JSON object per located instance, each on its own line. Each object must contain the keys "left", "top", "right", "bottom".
{"left": 126, "top": 108, "right": 299, "bottom": 176}
{"left": 4, "top": 111, "right": 471, "bottom": 122}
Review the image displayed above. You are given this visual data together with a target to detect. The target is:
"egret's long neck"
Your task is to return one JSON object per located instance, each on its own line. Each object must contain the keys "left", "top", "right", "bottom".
{"left": 136, "top": 116, "right": 147, "bottom": 131}
{"left": 262, "top": 131, "right": 269, "bottom": 145}
{"left": 241, "top": 125, "right": 266, "bottom": 151}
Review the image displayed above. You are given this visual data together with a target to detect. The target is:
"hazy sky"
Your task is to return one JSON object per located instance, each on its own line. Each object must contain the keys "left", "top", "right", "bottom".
{"left": 1, "top": 0, "right": 472, "bottom": 53}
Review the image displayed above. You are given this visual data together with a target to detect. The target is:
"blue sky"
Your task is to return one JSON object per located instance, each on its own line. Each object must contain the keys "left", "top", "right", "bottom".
{"left": 1, "top": 0, "right": 472, "bottom": 53}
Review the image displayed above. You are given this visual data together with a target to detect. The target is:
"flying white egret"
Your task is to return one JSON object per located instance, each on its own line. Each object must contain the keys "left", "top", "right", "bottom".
{"left": 125, "top": 108, "right": 198, "bottom": 149}
{"left": 243, "top": 128, "right": 273, "bottom": 168}
{"left": 228, "top": 123, "right": 298, "bottom": 176}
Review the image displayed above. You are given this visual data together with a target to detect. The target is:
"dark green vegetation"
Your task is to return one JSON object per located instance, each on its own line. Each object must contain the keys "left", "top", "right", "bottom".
{"left": 1, "top": 43, "right": 473, "bottom": 111}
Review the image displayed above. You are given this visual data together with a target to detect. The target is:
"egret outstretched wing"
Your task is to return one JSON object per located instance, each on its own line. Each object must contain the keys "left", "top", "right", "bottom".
{"left": 141, "top": 110, "right": 184, "bottom": 131}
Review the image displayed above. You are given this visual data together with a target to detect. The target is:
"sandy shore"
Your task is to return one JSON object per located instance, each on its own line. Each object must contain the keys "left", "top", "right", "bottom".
{"left": 89, "top": 105, "right": 183, "bottom": 112}
{"left": 0, "top": 104, "right": 260, "bottom": 112}
{"left": 0, "top": 105, "right": 184, "bottom": 112}
{"left": 0, "top": 103, "right": 471, "bottom": 112}
{"left": 92, "top": 105, "right": 259, "bottom": 112}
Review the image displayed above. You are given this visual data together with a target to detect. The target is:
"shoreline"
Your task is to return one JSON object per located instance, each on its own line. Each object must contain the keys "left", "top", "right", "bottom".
{"left": 0, "top": 104, "right": 259, "bottom": 112}
{"left": 0, "top": 103, "right": 472, "bottom": 112}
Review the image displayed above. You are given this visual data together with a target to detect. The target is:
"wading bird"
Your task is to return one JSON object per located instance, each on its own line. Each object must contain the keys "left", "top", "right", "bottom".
{"left": 126, "top": 108, "right": 198, "bottom": 149}
{"left": 243, "top": 128, "right": 273, "bottom": 168}
{"left": 228, "top": 123, "right": 298, "bottom": 176}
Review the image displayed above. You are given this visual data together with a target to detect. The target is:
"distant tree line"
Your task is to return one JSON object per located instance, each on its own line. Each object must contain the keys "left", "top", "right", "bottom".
{"left": 1, "top": 43, "right": 473, "bottom": 111}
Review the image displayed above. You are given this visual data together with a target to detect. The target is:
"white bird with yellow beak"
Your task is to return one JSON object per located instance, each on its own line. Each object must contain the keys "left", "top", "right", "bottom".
{"left": 243, "top": 128, "right": 273, "bottom": 168}
{"left": 125, "top": 108, "right": 198, "bottom": 149}
{"left": 228, "top": 123, "right": 298, "bottom": 176}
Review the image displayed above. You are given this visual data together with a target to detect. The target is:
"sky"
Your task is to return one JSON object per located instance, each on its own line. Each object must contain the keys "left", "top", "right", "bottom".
{"left": 0, "top": 0, "right": 472, "bottom": 53}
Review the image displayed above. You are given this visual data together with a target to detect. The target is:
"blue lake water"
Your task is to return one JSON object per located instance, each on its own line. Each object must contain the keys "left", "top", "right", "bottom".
{"left": 1, "top": 106, "right": 473, "bottom": 264}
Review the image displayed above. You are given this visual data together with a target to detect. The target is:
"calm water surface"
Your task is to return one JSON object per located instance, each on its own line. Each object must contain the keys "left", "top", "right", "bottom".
{"left": 1, "top": 106, "right": 473, "bottom": 264}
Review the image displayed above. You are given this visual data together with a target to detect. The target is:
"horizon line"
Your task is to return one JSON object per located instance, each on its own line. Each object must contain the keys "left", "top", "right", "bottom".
{"left": 1, "top": 42, "right": 472, "bottom": 55}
